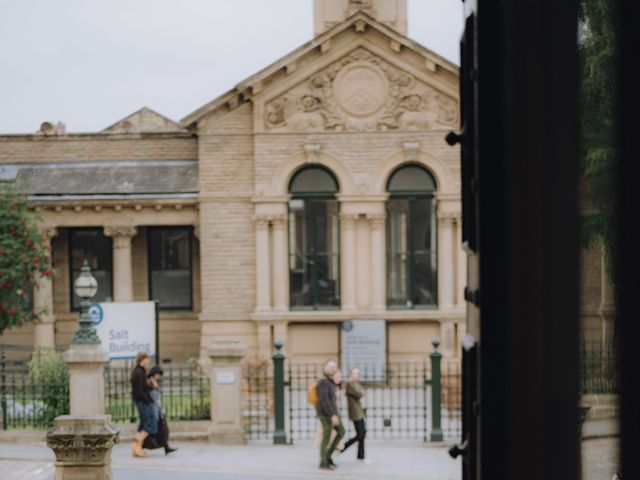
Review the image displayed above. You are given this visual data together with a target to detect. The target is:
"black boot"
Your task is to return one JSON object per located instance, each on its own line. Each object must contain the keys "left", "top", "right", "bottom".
{"left": 164, "top": 445, "right": 177, "bottom": 455}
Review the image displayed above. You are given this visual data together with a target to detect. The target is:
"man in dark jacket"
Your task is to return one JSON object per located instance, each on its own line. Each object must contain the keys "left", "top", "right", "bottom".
{"left": 316, "top": 360, "right": 344, "bottom": 470}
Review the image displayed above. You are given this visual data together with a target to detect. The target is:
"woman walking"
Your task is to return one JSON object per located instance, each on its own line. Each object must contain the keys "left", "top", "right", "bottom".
{"left": 340, "top": 367, "right": 367, "bottom": 462}
{"left": 130, "top": 352, "right": 157, "bottom": 458}
{"left": 144, "top": 366, "right": 177, "bottom": 455}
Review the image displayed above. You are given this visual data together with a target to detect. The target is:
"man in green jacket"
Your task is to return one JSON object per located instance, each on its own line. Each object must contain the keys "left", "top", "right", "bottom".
{"left": 340, "top": 367, "right": 367, "bottom": 461}
{"left": 316, "top": 360, "right": 345, "bottom": 470}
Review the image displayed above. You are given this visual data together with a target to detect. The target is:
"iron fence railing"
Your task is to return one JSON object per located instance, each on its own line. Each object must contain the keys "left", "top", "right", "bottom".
{"left": 242, "top": 361, "right": 273, "bottom": 440}
{"left": 0, "top": 344, "right": 69, "bottom": 430}
{"left": 580, "top": 342, "right": 619, "bottom": 394}
{"left": 104, "top": 361, "right": 210, "bottom": 423}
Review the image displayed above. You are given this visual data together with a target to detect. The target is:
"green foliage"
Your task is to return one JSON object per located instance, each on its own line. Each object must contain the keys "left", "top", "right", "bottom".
{"left": 579, "top": 0, "right": 618, "bottom": 286}
{"left": 0, "top": 187, "right": 53, "bottom": 335}
{"left": 26, "top": 348, "right": 70, "bottom": 424}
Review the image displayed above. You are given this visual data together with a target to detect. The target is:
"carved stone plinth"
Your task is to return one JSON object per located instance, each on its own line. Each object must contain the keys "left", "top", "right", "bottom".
{"left": 64, "top": 344, "right": 109, "bottom": 415}
{"left": 207, "top": 341, "right": 247, "bottom": 444}
{"left": 46, "top": 415, "right": 119, "bottom": 480}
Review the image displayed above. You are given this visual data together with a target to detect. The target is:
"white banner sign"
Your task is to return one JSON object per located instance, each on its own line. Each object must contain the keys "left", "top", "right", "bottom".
{"left": 341, "top": 320, "right": 386, "bottom": 380}
{"left": 89, "top": 302, "right": 156, "bottom": 360}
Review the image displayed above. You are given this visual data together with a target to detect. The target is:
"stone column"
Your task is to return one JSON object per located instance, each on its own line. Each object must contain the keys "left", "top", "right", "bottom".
{"left": 355, "top": 218, "right": 371, "bottom": 309}
{"left": 437, "top": 212, "right": 456, "bottom": 309}
{"left": 253, "top": 216, "right": 271, "bottom": 312}
{"left": 256, "top": 323, "right": 271, "bottom": 360}
{"left": 340, "top": 213, "right": 358, "bottom": 311}
{"left": 207, "top": 341, "right": 247, "bottom": 444}
{"left": 273, "top": 321, "right": 288, "bottom": 351}
{"left": 64, "top": 345, "right": 109, "bottom": 415}
{"left": 456, "top": 216, "right": 467, "bottom": 307}
{"left": 47, "top": 415, "right": 119, "bottom": 480}
{"left": 271, "top": 215, "right": 289, "bottom": 311}
{"left": 368, "top": 213, "right": 386, "bottom": 311}
{"left": 104, "top": 226, "right": 137, "bottom": 302}
{"left": 34, "top": 227, "right": 58, "bottom": 348}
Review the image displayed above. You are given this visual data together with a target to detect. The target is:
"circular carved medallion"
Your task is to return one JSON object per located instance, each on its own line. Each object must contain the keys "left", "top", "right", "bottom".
{"left": 333, "top": 64, "right": 387, "bottom": 117}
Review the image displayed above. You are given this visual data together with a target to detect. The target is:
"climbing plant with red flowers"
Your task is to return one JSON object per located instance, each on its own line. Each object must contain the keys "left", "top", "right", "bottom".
{"left": 0, "top": 189, "right": 53, "bottom": 335}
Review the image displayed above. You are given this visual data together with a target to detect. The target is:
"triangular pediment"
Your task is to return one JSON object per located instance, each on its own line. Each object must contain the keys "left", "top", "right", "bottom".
{"left": 181, "top": 11, "right": 458, "bottom": 129}
{"left": 261, "top": 46, "right": 458, "bottom": 133}
{"left": 103, "top": 107, "right": 187, "bottom": 134}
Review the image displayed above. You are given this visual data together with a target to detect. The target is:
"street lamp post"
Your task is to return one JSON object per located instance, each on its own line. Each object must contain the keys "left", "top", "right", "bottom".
{"left": 71, "top": 260, "right": 100, "bottom": 345}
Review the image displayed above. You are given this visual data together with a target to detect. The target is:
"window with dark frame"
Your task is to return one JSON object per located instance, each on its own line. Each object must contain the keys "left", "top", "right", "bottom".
{"left": 386, "top": 165, "right": 437, "bottom": 309}
{"left": 288, "top": 166, "right": 340, "bottom": 310}
{"left": 148, "top": 227, "right": 193, "bottom": 310}
{"left": 69, "top": 228, "right": 113, "bottom": 311}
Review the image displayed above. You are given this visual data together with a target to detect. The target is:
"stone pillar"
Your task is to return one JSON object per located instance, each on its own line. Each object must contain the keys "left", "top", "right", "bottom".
{"left": 456, "top": 216, "right": 467, "bottom": 307}
{"left": 355, "top": 218, "right": 371, "bottom": 309}
{"left": 368, "top": 213, "right": 386, "bottom": 311}
{"left": 47, "top": 415, "right": 119, "bottom": 480}
{"left": 253, "top": 216, "right": 271, "bottom": 312}
{"left": 271, "top": 215, "right": 289, "bottom": 311}
{"left": 64, "top": 345, "right": 109, "bottom": 415}
{"left": 273, "top": 321, "right": 288, "bottom": 351}
{"left": 34, "top": 227, "right": 58, "bottom": 348}
{"left": 256, "top": 323, "right": 271, "bottom": 359}
{"left": 207, "top": 341, "right": 247, "bottom": 444}
{"left": 104, "top": 226, "right": 137, "bottom": 302}
{"left": 437, "top": 212, "right": 456, "bottom": 309}
{"left": 340, "top": 213, "right": 358, "bottom": 311}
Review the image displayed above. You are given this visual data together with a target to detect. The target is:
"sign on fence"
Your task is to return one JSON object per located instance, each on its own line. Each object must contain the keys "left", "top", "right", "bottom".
{"left": 89, "top": 302, "right": 156, "bottom": 360}
{"left": 341, "top": 320, "right": 386, "bottom": 380}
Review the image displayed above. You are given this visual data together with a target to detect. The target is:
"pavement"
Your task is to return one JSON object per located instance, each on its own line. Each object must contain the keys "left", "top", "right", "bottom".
{"left": 0, "top": 440, "right": 461, "bottom": 480}
{"left": 0, "top": 417, "right": 620, "bottom": 480}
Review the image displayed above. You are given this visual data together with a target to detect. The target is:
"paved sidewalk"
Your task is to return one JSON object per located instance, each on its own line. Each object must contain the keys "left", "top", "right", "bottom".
{"left": 0, "top": 441, "right": 461, "bottom": 480}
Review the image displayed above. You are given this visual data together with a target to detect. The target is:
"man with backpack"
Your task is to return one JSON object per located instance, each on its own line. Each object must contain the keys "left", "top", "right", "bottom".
{"left": 315, "top": 360, "right": 344, "bottom": 470}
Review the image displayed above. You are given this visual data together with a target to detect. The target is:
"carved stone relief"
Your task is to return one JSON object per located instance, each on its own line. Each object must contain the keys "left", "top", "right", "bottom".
{"left": 264, "top": 48, "right": 458, "bottom": 132}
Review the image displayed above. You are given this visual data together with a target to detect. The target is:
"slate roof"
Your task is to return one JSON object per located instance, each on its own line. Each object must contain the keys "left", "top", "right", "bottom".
{"left": 0, "top": 160, "right": 198, "bottom": 197}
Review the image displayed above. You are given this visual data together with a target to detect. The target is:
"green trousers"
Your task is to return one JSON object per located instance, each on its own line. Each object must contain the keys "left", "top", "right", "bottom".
{"left": 319, "top": 415, "right": 345, "bottom": 466}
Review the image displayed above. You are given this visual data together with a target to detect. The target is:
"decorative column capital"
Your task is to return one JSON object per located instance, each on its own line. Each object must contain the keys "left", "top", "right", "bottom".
{"left": 270, "top": 214, "right": 288, "bottom": 228}
{"left": 436, "top": 211, "right": 459, "bottom": 224}
{"left": 366, "top": 213, "right": 386, "bottom": 227}
{"left": 103, "top": 225, "right": 137, "bottom": 238}
{"left": 339, "top": 213, "right": 360, "bottom": 227}
{"left": 252, "top": 214, "right": 271, "bottom": 229}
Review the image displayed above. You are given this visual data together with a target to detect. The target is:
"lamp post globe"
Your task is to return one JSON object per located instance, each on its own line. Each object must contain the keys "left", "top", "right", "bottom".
{"left": 71, "top": 260, "right": 101, "bottom": 345}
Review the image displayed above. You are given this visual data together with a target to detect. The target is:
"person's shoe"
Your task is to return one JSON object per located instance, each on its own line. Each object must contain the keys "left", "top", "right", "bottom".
{"left": 328, "top": 458, "right": 337, "bottom": 467}
{"left": 164, "top": 446, "right": 177, "bottom": 455}
{"left": 319, "top": 463, "right": 335, "bottom": 470}
{"left": 358, "top": 458, "right": 371, "bottom": 464}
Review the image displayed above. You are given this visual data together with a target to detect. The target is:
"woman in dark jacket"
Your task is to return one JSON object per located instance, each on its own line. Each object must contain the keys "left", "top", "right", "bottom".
{"left": 143, "top": 366, "right": 177, "bottom": 455}
{"left": 130, "top": 351, "right": 156, "bottom": 457}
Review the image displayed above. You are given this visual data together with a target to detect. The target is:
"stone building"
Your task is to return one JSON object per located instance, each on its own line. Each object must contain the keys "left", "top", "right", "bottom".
{"left": 0, "top": 0, "right": 610, "bottom": 364}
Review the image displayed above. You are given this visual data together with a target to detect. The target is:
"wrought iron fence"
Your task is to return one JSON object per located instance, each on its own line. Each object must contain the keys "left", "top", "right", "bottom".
{"left": 104, "top": 361, "right": 210, "bottom": 423}
{"left": 0, "top": 344, "right": 69, "bottom": 430}
{"left": 242, "top": 343, "right": 462, "bottom": 444}
{"left": 580, "top": 342, "right": 619, "bottom": 394}
{"left": 242, "top": 361, "right": 273, "bottom": 440}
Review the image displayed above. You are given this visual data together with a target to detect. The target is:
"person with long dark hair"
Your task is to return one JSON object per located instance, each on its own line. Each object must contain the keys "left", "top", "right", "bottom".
{"left": 339, "top": 367, "right": 368, "bottom": 462}
{"left": 143, "top": 366, "right": 177, "bottom": 455}
{"left": 130, "top": 351, "right": 156, "bottom": 457}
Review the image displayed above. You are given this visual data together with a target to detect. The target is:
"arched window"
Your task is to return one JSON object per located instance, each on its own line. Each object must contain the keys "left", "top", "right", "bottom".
{"left": 386, "top": 165, "right": 437, "bottom": 308}
{"left": 288, "top": 166, "right": 340, "bottom": 309}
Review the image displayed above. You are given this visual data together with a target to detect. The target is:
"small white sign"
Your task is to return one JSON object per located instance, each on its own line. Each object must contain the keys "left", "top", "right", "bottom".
{"left": 341, "top": 320, "right": 386, "bottom": 381}
{"left": 216, "top": 371, "right": 236, "bottom": 385}
{"left": 90, "top": 302, "right": 156, "bottom": 360}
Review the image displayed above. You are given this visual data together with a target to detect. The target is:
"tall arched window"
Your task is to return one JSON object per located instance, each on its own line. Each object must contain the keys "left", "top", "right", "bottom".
{"left": 386, "top": 165, "right": 437, "bottom": 308}
{"left": 289, "top": 166, "right": 340, "bottom": 309}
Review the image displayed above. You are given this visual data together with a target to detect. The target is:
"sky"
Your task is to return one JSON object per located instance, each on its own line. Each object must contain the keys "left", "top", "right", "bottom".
{"left": 0, "top": 0, "right": 464, "bottom": 134}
